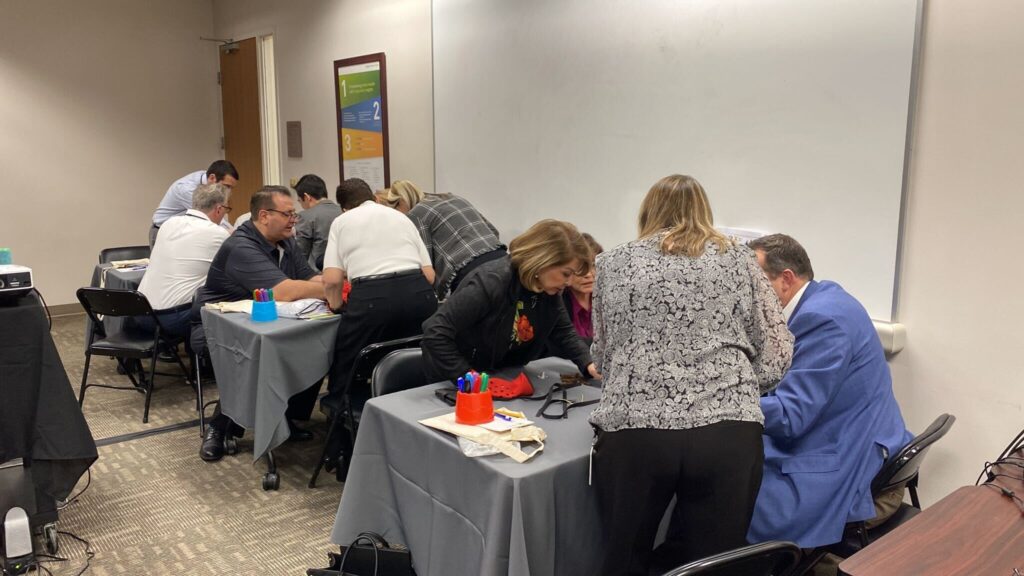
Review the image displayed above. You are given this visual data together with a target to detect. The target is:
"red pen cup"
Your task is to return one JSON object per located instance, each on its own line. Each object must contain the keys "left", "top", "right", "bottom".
{"left": 455, "top": 390, "right": 494, "bottom": 425}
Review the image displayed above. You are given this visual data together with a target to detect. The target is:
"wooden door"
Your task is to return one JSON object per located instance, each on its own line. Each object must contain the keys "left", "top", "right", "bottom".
{"left": 219, "top": 37, "right": 263, "bottom": 223}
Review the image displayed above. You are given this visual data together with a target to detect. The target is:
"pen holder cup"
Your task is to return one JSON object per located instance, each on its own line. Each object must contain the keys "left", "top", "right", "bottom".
{"left": 455, "top": 390, "right": 494, "bottom": 425}
{"left": 251, "top": 300, "right": 278, "bottom": 322}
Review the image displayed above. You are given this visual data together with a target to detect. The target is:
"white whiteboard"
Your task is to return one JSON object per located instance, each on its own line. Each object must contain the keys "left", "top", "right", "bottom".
{"left": 432, "top": 0, "right": 919, "bottom": 321}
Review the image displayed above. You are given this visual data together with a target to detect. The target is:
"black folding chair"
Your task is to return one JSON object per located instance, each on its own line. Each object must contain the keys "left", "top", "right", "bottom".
{"left": 77, "top": 287, "right": 190, "bottom": 423}
{"left": 98, "top": 245, "right": 150, "bottom": 264}
{"left": 309, "top": 335, "right": 424, "bottom": 488}
{"left": 370, "top": 348, "right": 428, "bottom": 398}
{"left": 662, "top": 541, "right": 802, "bottom": 576}
{"left": 796, "top": 414, "right": 956, "bottom": 573}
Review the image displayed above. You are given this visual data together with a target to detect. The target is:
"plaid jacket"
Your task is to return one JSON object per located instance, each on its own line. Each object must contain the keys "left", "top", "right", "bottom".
{"left": 407, "top": 194, "right": 502, "bottom": 295}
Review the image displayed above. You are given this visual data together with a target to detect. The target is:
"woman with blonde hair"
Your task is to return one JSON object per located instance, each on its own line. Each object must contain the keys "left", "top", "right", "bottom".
{"left": 589, "top": 174, "right": 793, "bottom": 575}
{"left": 381, "top": 180, "right": 506, "bottom": 297}
{"left": 421, "top": 219, "right": 600, "bottom": 382}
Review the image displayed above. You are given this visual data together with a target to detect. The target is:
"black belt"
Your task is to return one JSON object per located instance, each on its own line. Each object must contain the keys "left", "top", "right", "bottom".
{"left": 351, "top": 268, "right": 421, "bottom": 285}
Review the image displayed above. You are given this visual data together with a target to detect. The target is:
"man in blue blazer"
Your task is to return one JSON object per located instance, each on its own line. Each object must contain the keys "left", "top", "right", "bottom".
{"left": 746, "top": 234, "right": 913, "bottom": 549}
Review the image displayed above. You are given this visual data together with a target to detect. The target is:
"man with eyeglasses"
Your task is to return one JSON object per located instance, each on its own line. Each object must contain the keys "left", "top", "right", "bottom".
{"left": 150, "top": 160, "right": 239, "bottom": 247}
{"left": 191, "top": 185, "right": 327, "bottom": 462}
{"left": 135, "top": 182, "right": 232, "bottom": 339}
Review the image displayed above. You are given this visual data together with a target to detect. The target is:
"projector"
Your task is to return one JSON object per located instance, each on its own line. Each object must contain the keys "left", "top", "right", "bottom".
{"left": 0, "top": 265, "right": 33, "bottom": 296}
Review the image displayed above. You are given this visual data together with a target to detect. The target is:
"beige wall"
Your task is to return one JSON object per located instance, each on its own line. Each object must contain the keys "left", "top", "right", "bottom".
{"left": 211, "top": 0, "right": 434, "bottom": 195}
{"left": 0, "top": 0, "right": 222, "bottom": 305}
{"left": 893, "top": 0, "right": 1024, "bottom": 503}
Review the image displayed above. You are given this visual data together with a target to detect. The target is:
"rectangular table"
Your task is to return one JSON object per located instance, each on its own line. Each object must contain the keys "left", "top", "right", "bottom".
{"left": 330, "top": 358, "right": 605, "bottom": 576}
{"left": 1, "top": 292, "right": 97, "bottom": 527}
{"left": 839, "top": 481, "right": 1024, "bottom": 575}
{"left": 201, "top": 307, "right": 340, "bottom": 462}
{"left": 85, "top": 263, "right": 146, "bottom": 348}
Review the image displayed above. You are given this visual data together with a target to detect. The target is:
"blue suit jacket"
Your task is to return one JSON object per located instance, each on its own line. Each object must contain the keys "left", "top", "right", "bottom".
{"left": 747, "top": 280, "right": 913, "bottom": 548}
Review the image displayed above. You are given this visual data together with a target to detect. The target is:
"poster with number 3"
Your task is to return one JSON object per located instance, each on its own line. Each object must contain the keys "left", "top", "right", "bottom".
{"left": 334, "top": 53, "right": 390, "bottom": 192}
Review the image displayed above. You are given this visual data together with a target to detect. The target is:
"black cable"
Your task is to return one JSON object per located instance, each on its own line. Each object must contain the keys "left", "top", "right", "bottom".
{"left": 976, "top": 458, "right": 1024, "bottom": 486}
{"left": 983, "top": 482, "right": 1024, "bottom": 515}
{"left": 56, "top": 530, "right": 94, "bottom": 576}
{"left": 996, "top": 428, "right": 1024, "bottom": 462}
{"left": 58, "top": 469, "right": 92, "bottom": 510}
{"left": 30, "top": 287, "right": 52, "bottom": 330}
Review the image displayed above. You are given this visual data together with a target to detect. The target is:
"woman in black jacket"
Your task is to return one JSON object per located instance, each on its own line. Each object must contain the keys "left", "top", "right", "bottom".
{"left": 421, "top": 219, "right": 600, "bottom": 382}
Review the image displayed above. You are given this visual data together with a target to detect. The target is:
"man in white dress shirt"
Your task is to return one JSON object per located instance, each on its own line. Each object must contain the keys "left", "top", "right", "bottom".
{"left": 319, "top": 178, "right": 439, "bottom": 480}
{"left": 150, "top": 160, "right": 238, "bottom": 247}
{"left": 136, "top": 183, "right": 231, "bottom": 338}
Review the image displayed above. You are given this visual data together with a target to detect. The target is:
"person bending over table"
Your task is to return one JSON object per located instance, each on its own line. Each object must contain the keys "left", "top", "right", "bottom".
{"left": 190, "top": 185, "right": 326, "bottom": 463}
{"left": 380, "top": 180, "right": 506, "bottom": 298}
{"left": 745, "top": 234, "right": 913, "bottom": 571}
{"left": 320, "top": 178, "right": 439, "bottom": 480}
{"left": 421, "top": 219, "right": 600, "bottom": 384}
{"left": 588, "top": 174, "right": 793, "bottom": 576}
{"left": 151, "top": 159, "right": 238, "bottom": 247}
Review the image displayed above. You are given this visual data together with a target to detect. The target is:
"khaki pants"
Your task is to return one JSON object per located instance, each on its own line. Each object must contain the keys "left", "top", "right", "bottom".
{"left": 810, "top": 486, "right": 906, "bottom": 576}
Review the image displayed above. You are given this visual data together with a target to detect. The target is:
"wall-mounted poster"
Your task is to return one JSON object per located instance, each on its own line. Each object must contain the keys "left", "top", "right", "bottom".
{"left": 334, "top": 53, "right": 389, "bottom": 192}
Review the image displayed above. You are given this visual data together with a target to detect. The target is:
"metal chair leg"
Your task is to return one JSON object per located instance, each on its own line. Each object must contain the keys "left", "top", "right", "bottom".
{"left": 78, "top": 353, "right": 92, "bottom": 406}
{"left": 309, "top": 410, "right": 342, "bottom": 488}
{"left": 142, "top": 349, "right": 159, "bottom": 423}
{"left": 195, "top": 354, "right": 206, "bottom": 436}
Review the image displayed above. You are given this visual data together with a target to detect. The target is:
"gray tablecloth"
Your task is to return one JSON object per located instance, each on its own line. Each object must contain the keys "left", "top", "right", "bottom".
{"left": 331, "top": 357, "right": 605, "bottom": 576}
{"left": 201, "top": 308, "right": 340, "bottom": 462}
{"left": 85, "top": 264, "right": 146, "bottom": 349}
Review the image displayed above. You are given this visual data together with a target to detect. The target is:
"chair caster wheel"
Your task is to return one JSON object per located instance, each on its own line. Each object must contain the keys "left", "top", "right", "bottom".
{"left": 262, "top": 472, "right": 280, "bottom": 491}
{"left": 225, "top": 437, "right": 238, "bottom": 455}
{"left": 43, "top": 523, "right": 59, "bottom": 554}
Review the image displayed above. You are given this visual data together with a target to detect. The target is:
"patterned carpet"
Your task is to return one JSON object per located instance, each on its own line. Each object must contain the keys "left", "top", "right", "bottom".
{"left": 45, "top": 314, "right": 344, "bottom": 575}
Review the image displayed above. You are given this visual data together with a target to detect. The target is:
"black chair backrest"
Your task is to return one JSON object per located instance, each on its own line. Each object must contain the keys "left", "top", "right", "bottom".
{"left": 99, "top": 245, "right": 151, "bottom": 264}
{"left": 346, "top": 335, "right": 424, "bottom": 394}
{"left": 372, "top": 349, "right": 427, "bottom": 397}
{"left": 662, "top": 541, "right": 802, "bottom": 576}
{"left": 77, "top": 287, "right": 155, "bottom": 325}
{"left": 872, "top": 413, "right": 956, "bottom": 495}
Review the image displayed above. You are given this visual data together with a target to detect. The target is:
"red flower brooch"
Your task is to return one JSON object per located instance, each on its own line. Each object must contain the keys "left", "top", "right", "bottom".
{"left": 512, "top": 301, "right": 534, "bottom": 344}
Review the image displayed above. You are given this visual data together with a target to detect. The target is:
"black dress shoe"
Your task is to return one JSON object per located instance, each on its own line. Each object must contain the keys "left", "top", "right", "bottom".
{"left": 287, "top": 419, "right": 314, "bottom": 442}
{"left": 200, "top": 426, "right": 226, "bottom": 462}
{"left": 323, "top": 455, "right": 350, "bottom": 482}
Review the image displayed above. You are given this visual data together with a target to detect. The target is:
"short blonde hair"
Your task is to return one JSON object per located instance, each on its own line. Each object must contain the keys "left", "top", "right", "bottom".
{"left": 509, "top": 220, "right": 592, "bottom": 292}
{"left": 381, "top": 180, "right": 425, "bottom": 210}
{"left": 637, "top": 174, "right": 732, "bottom": 257}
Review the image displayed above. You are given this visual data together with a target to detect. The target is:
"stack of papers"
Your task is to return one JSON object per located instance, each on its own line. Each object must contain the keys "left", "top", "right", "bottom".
{"left": 110, "top": 258, "right": 149, "bottom": 269}
{"left": 276, "top": 298, "right": 333, "bottom": 319}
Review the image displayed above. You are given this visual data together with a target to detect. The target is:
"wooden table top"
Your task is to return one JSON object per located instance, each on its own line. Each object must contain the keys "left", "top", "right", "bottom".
{"left": 840, "top": 459, "right": 1024, "bottom": 576}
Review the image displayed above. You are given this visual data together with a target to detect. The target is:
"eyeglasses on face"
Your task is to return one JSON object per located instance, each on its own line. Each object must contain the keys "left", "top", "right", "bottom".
{"left": 263, "top": 208, "right": 299, "bottom": 220}
{"left": 219, "top": 204, "right": 233, "bottom": 213}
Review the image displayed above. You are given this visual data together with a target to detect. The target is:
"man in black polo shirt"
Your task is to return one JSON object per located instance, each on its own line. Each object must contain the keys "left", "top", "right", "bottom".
{"left": 191, "top": 185, "right": 326, "bottom": 462}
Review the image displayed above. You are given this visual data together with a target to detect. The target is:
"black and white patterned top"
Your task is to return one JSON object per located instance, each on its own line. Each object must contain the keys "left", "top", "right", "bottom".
{"left": 589, "top": 235, "right": 793, "bottom": 432}
{"left": 407, "top": 194, "right": 503, "bottom": 295}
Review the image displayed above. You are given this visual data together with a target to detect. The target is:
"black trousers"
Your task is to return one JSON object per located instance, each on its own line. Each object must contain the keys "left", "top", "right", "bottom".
{"left": 592, "top": 421, "right": 764, "bottom": 576}
{"left": 324, "top": 272, "right": 438, "bottom": 456}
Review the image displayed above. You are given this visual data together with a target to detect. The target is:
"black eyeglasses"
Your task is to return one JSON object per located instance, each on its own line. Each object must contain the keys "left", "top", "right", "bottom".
{"left": 533, "top": 374, "right": 599, "bottom": 419}
{"left": 219, "top": 204, "right": 233, "bottom": 213}
{"left": 263, "top": 208, "right": 299, "bottom": 220}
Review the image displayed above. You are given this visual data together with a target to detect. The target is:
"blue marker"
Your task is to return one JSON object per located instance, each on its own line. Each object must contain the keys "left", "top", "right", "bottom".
{"left": 457, "top": 377, "right": 466, "bottom": 393}
{"left": 494, "top": 413, "right": 513, "bottom": 422}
